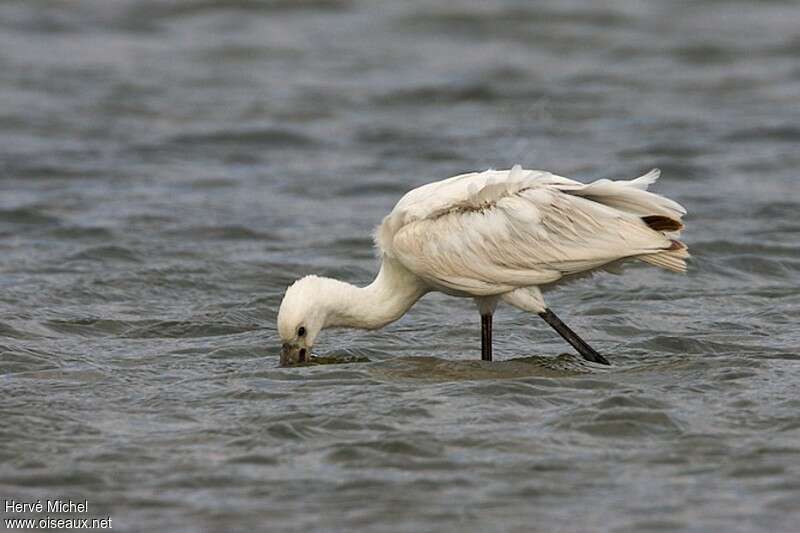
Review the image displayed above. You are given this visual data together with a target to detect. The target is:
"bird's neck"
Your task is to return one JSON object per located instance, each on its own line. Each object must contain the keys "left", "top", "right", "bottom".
{"left": 323, "top": 256, "right": 428, "bottom": 330}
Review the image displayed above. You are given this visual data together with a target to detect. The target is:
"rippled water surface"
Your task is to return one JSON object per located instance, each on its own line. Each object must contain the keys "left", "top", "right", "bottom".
{"left": 2, "top": 1, "right": 800, "bottom": 531}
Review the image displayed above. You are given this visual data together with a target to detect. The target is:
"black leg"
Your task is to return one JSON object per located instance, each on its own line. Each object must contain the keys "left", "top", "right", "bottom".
{"left": 481, "top": 314, "right": 493, "bottom": 361}
{"left": 538, "top": 308, "right": 610, "bottom": 365}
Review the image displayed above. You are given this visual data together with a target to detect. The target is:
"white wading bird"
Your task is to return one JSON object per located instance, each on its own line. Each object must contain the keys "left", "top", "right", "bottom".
{"left": 278, "top": 166, "right": 687, "bottom": 366}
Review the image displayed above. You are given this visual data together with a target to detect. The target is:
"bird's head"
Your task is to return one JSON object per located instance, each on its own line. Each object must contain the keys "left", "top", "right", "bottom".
{"left": 277, "top": 276, "right": 330, "bottom": 366}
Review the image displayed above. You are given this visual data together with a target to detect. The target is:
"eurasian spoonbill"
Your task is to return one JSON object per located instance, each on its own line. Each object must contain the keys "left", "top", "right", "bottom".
{"left": 278, "top": 166, "right": 687, "bottom": 366}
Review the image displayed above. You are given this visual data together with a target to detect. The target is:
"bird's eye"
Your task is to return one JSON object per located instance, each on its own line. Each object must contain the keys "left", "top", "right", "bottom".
{"left": 298, "top": 326, "right": 306, "bottom": 337}
{"left": 298, "top": 348, "right": 307, "bottom": 362}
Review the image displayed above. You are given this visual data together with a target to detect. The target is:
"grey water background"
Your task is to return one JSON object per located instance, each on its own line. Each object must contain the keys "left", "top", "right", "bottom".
{"left": 1, "top": 0, "right": 799, "bottom": 531}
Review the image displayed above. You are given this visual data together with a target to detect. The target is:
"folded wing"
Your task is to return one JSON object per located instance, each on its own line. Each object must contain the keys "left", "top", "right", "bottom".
{"left": 382, "top": 168, "right": 686, "bottom": 295}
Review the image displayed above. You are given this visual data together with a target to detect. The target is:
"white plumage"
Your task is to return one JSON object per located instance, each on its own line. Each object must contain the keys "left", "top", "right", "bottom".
{"left": 277, "top": 166, "right": 688, "bottom": 366}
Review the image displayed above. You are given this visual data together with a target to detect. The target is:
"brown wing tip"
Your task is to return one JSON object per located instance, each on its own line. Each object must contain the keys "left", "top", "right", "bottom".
{"left": 668, "top": 239, "right": 687, "bottom": 251}
{"left": 642, "top": 215, "right": 684, "bottom": 232}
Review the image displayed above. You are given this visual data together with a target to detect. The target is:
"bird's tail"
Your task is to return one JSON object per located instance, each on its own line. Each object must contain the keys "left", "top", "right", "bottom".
{"left": 638, "top": 240, "right": 690, "bottom": 273}
{"left": 567, "top": 168, "right": 690, "bottom": 272}
{"left": 568, "top": 168, "right": 687, "bottom": 223}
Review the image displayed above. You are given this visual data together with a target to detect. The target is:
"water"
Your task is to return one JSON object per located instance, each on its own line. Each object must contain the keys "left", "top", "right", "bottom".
{"left": 1, "top": 1, "right": 799, "bottom": 531}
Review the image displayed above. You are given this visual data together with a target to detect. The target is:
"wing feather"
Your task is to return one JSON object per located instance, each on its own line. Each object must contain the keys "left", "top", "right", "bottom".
{"left": 391, "top": 187, "right": 676, "bottom": 295}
